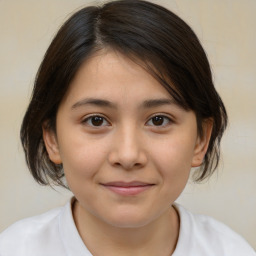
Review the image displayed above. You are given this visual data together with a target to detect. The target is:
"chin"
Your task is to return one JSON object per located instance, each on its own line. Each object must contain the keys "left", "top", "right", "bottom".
{"left": 101, "top": 209, "right": 155, "bottom": 229}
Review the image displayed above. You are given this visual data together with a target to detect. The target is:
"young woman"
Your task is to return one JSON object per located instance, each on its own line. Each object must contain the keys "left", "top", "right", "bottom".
{"left": 0, "top": 0, "right": 255, "bottom": 255}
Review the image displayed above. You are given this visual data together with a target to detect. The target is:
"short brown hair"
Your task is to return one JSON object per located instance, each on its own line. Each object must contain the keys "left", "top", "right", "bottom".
{"left": 20, "top": 0, "right": 228, "bottom": 187}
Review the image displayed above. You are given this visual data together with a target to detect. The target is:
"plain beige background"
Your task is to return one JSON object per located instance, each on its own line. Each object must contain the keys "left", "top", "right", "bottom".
{"left": 0, "top": 0, "right": 255, "bottom": 249}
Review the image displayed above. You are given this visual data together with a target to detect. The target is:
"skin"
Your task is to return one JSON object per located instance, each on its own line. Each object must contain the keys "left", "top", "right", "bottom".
{"left": 43, "top": 50, "right": 212, "bottom": 256}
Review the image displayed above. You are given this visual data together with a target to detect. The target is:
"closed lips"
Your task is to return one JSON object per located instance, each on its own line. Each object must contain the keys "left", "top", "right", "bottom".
{"left": 102, "top": 181, "right": 155, "bottom": 187}
{"left": 100, "top": 181, "right": 155, "bottom": 196}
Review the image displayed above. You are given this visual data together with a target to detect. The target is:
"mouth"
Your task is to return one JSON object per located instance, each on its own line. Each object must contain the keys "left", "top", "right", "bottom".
{"left": 100, "top": 181, "right": 155, "bottom": 196}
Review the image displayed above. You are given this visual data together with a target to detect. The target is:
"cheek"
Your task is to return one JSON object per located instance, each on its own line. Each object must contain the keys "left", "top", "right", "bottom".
{"left": 150, "top": 134, "right": 196, "bottom": 191}
{"left": 61, "top": 141, "right": 108, "bottom": 201}
{"left": 153, "top": 134, "right": 196, "bottom": 169}
{"left": 58, "top": 133, "right": 109, "bottom": 184}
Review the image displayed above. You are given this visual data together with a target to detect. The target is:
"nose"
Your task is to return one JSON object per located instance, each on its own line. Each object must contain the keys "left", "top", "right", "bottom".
{"left": 108, "top": 125, "right": 148, "bottom": 170}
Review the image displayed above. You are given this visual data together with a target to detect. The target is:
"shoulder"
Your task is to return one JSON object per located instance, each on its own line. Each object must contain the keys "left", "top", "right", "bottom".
{"left": 0, "top": 205, "right": 65, "bottom": 256}
{"left": 173, "top": 204, "right": 256, "bottom": 256}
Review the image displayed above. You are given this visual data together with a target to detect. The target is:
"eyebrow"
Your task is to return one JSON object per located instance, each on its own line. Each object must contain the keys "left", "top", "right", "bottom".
{"left": 72, "top": 98, "right": 117, "bottom": 109}
{"left": 71, "top": 98, "right": 176, "bottom": 110}
{"left": 142, "top": 98, "right": 176, "bottom": 108}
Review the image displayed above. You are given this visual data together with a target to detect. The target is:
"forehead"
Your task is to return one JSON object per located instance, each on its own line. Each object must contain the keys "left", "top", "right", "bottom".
{"left": 61, "top": 50, "right": 176, "bottom": 107}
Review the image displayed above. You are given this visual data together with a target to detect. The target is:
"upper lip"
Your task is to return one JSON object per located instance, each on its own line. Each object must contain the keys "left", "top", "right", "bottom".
{"left": 101, "top": 181, "right": 154, "bottom": 187}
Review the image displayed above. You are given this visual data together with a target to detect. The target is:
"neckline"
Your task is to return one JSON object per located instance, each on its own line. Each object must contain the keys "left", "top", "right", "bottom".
{"left": 59, "top": 197, "right": 187, "bottom": 256}
{"left": 58, "top": 197, "right": 92, "bottom": 256}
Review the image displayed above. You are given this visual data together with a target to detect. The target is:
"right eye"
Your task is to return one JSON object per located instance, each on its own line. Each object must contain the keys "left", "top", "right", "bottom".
{"left": 82, "top": 115, "right": 110, "bottom": 127}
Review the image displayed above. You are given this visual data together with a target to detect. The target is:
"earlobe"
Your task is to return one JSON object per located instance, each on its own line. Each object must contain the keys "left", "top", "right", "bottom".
{"left": 191, "top": 119, "right": 213, "bottom": 167}
{"left": 42, "top": 123, "right": 62, "bottom": 165}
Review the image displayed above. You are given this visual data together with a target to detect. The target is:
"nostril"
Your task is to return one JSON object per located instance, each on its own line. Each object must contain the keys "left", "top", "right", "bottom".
{"left": 107, "top": 141, "right": 148, "bottom": 170}
{"left": 110, "top": 157, "right": 146, "bottom": 171}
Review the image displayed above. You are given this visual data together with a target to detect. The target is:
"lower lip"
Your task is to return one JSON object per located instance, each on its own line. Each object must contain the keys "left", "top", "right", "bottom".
{"left": 103, "top": 185, "right": 154, "bottom": 196}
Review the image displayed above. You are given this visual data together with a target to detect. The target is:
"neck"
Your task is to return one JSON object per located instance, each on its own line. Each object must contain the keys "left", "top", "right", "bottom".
{"left": 72, "top": 200, "right": 180, "bottom": 256}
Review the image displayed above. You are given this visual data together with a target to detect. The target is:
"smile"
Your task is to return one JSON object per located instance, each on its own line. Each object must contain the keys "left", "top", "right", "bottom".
{"left": 101, "top": 181, "right": 155, "bottom": 196}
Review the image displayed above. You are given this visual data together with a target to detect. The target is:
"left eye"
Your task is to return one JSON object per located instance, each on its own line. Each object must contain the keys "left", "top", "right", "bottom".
{"left": 82, "top": 115, "right": 110, "bottom": 127}
{"left": 146, "top": 115, "right": 171, "bottom": 127}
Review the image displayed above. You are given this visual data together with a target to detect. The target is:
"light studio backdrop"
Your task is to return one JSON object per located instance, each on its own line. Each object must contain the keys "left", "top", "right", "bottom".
{"left": 0, "top": 0, "right": 255, "bottom": 249}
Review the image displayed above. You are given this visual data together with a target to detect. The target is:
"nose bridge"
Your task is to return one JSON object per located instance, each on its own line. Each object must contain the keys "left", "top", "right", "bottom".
{"left": 108, "top": 122, "right": 147, "bottom": 169}
{"left": 120, "top": 123, "right": 139, "bottom": 154}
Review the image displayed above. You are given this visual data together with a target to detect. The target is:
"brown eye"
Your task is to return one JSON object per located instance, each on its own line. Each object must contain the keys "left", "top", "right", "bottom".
{"left": 146, "top": 115, "right": 171, "bottom": 127}
{"left": 91, "top": 116, "right": 104, "bottom": 126}
{"left": 83, "top": 115, "right": 109, "bottom": 127}
{"left": 152, "top": 116, "right": 164, "bottom": 126}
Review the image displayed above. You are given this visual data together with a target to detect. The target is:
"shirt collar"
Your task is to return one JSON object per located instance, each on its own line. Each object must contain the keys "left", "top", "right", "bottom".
{"left": 58, "top": 197, "right": 92, "bottom": 256}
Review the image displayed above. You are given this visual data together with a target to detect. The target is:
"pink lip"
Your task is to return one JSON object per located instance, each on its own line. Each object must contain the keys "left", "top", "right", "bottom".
{"left": 101, "top": 181, "right": 155, "bottom": 196}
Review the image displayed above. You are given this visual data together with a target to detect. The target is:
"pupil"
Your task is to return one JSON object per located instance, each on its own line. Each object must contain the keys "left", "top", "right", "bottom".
{"left": 153, "top": 116, "right": 163, "bottom": 126}
{"left": 92, "top": 116, "right": 103, "bottom": 126}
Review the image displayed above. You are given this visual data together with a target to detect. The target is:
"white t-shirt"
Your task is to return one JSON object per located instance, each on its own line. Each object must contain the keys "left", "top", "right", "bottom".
{"left": 0, "top": 198, "right": 255, "bottom": 256}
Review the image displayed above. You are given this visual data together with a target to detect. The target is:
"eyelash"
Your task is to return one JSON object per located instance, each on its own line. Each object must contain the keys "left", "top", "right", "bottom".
{"left": 82, "top": 114, "right": 110, "bottom": 127}
{"left": 145, "top": 115, "right": 172, "bottom": 127}
{"left": 82, "top": 114, "right": 173, "bottom": 128}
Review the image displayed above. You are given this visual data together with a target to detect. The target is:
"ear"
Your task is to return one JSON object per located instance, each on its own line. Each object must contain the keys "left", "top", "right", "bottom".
{"left": 191, "top": 119, "right": 213, "bottom": 167}
{"left": 42, "top": 122, "right": 62, "bottom": 165}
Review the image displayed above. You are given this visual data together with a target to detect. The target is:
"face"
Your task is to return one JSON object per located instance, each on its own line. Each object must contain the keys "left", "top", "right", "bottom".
{"left": 43, "top": 51, "right": 211, "bottom": 228}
